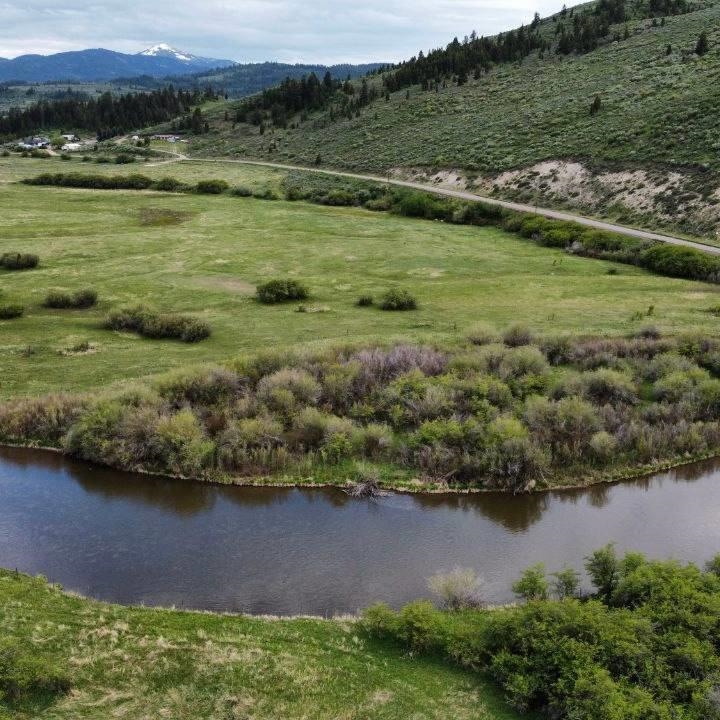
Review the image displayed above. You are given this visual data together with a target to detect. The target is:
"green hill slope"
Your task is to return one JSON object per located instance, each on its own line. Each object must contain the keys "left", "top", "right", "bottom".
{"left": 189, "top": 0, "right": 720, "bottom": 238}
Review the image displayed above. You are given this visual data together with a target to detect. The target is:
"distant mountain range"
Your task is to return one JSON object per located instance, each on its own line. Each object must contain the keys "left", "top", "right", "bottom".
{"left": 0, "top": 45, "right": 235, "bottom": 82}
{"left": 126, "top": 62, "right": 388, "bottom": 97}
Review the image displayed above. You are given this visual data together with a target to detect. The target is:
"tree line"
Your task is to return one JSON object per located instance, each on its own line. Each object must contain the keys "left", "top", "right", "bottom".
{"left": 0, "top": 86, "right": 217, "bottom": 140}
{"left": 381, "top": 0, "right": 692, "bottom": 94}
{"left": 234, "top": 71, "right": 378, "bottom": 129}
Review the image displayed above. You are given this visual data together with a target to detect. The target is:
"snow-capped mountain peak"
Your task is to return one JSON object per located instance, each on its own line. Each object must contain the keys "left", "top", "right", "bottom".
{"left": 138, "top": 44, "right": 195, "bottom": 61}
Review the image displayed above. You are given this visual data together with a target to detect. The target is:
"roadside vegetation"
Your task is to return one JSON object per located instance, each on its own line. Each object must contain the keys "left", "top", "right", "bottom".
{"left": 364, "top": 547, "right": 720, "bottom": 720}
{"left": 5, "top": 331, "right": 720, "bottom": 491}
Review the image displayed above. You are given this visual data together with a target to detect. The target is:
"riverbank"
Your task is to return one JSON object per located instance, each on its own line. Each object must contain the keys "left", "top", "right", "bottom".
{"left": 4, "top": 334, "right": 720, "bottom": 494}
{"left": 2, "top": 441, "right": 720, "bottom": 495}
{"left": 0, "top": 569, "right": 520, "bottom": 720}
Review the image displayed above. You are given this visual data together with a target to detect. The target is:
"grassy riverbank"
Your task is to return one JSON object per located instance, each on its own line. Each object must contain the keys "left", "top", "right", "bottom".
{"left": 0, "top": 570, "right": 521, "bottom": 720}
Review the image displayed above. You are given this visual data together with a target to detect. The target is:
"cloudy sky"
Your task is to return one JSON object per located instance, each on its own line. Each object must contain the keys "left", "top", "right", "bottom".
{"left": 1, "top": 0, "right": 562, "bottom": 63}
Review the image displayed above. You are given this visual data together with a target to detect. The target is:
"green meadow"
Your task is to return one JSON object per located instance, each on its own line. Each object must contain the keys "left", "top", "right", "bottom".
{"left": 2, "top": 165, "right": 720, "bottom": 398}
{"left": 0, "top": 571, "right": 521, "bottom": 720}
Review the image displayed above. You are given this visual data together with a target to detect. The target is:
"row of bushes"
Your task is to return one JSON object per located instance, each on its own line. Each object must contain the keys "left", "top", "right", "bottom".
{"left": 105, "top": 306, "right": 211, "bottom": 343}
{"left": 4, "top": 331, "right": 720, "bottom": 491}
{"left": 43, "top": 289, "right": 97, "bottom": 309}
{"left": 507, "top": 212, "right": 720, "bottom": 284}
{"left": 0, "top": 253, "right": 38, "bottom": 271}
{"left": 257, "top": 279, "right": 418, "bottom": 311}
{"left": 21, "top": 172, "right": 230, "bottom": 196}
{"left": 362, "top": 548, "right": 720, "bottom": 720}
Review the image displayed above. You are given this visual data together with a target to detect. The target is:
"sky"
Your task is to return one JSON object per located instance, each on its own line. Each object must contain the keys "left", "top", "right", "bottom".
{"left": 0, "top": 0, "right": 562, "bottom": 64}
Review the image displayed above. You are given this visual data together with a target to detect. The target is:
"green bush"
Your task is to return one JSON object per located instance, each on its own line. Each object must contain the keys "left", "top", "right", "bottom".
{"left": 0, "top": 253, "right": 39, "bottom": 270}
{"left": 502, "top": 324, "right": 534, "bottom": 347}
{"left": 152, "top": 177, "right": 187, "bottom": 192}
{"left": 43, "top": 288, "right": 97, "bottom": 309}
{"left": 195, "top": 179, "right": 229, "bottom": 194}
{"left": 0, "top": 304, "right": 24, "bottom": 320}
{"left": 356, "top": 295, "right": 374, "bottom": 307}
{"left": 379, "top": 288, "right": 417, "bottom": 311}
{"left": 105, "top": 306, "right": 210, "bottom": 343}
{"left": 363, "top": 551, "right": 720, "bottom": 720}
{"left": 230, "top": 185, "right": 253, "bottom": 197}
{"left": 256, "top": 279, "right": 309, "bottom": 304}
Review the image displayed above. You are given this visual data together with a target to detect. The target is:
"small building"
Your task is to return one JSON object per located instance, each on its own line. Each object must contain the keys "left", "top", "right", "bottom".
{"left": 18, "top": 136, "right": 51, "bottom": 149}
{"left": 152, "top": 134, "right": 181, "bottom": 143}
{"left": 61, "top": 143, "right": 83, "bottom": 152}
{"left": 61, "top": 134, "right": 79, "bottom": 142}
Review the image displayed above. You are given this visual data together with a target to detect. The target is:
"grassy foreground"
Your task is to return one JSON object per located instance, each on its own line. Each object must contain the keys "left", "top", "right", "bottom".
{"left": 3, "top": 174, "right": 720, "bottom": 398}
{"left": 0, "top": 570, "right": 521, "bottom": 720}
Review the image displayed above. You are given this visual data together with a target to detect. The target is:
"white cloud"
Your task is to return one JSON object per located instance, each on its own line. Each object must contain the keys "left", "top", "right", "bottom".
{"left": 0, "top": 0, "right": 562, "bottom": 63}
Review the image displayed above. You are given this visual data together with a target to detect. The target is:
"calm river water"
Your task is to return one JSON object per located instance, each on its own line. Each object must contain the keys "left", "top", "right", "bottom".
{"left": 1, "top": 445, "right": 719, "bottom": 615}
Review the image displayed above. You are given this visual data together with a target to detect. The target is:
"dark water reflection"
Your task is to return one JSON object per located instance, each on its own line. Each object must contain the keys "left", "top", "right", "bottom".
{"left": 1, "top": 446, "right": 719, "bottom": 615}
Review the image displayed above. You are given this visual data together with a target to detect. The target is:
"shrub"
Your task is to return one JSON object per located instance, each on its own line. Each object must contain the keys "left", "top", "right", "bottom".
{"left": 257, "top": 367, "right": 321, "bottom": 408}
{"left": 230, "top": 185, "right": 253, "bottom": 197}
{"left": 428, "top": 567, "right": 485, "bottom": 610}
{"left": 0, "top": 394, "right": 86, "bottom": 445}
{"left": 356, "top": 295, "right": 374, "bottom": 307}
{"left": 256, "top": 279, "right": 309, "bottom": 304}
{"left": 550, "top": 567, "right": 581, "bottom": 599}
{"left": 105, "top": 306, "right": 210, "bottom": 343}
{"left": 589, "top": 431, "right": 618, "bottom": 462}
{"left": 502, "top": 324, "right": 535, "bottom": 347}
{"left": 640, "top": 243, "right": 720, "bottom": 283}
{"left": 43, "top": 288, "right": 97, "bottom": 309}
{"left": 0, "top": 305, "right": 24, "bottom": 320}
{"left": 152, "top": 177, "right": 187, "bottom": 192}
{"left": 379, "top": 288, "right": 417, "bottom": 311}
{"left": 466, "top": 322, "right": 499, "bottom": 346}
{"left": 195, "top": 179, "right": 229, "bottom": 194}
{"left": 512, "top": 564, "right": 549, "bottom": 601}
{"left": 580, "top": 368, "right": 636, "bottom": 404}
{"left": 0, "top": 253, "right": 39, "bottom": 270}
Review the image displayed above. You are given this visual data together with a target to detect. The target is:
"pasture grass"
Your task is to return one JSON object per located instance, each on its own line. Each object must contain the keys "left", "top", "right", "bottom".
{"left": 2, "top": 180, "right": 720, "bottom": 397}
{"left": 0, "top": 570, "right": 522, "bottom": 720}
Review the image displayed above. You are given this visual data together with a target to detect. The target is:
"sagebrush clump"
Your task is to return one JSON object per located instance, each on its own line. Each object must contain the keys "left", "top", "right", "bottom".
{"left": 105, "top": 306, "right": 210, "bottom": 343}
{"left": 0, "top": 253, "right": 39, "bottom": 271}
{"left": 43, "top": 289, "right": 97, "bottom": 309}
{"left": 379, "top": 289, "right": 417, "bottom": 311}
{"left": 256, "top": 279, "right": 309, "bottom": 304}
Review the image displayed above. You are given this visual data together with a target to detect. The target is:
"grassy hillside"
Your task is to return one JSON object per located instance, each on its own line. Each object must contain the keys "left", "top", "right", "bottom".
{"left": 187, "top": 0, "right": 720, "bottom": 237}
{"left": 0, "top": 570, "right": 520, "bottom": 720}
{"left": 3, "top": 160, "right": 720, "bottom": 398}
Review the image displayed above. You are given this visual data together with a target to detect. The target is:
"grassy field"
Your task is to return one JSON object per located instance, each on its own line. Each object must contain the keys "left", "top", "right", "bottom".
{"left": 0, "top": 570, "right": 522, "bottom": 720}
{"left": 3, "top": 170, "right": 720, "bottom": 398}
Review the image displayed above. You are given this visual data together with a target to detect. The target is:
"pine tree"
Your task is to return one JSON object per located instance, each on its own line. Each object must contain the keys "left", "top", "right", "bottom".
{"left": 696, "top": 31, "right": 709, "bottom": 56}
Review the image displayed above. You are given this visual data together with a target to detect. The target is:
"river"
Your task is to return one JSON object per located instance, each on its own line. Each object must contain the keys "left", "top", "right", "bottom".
{"left": 1, "top": 446, "right": 718, "bottom": 615}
